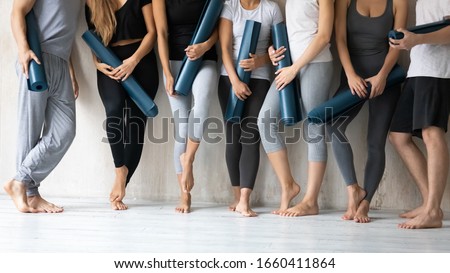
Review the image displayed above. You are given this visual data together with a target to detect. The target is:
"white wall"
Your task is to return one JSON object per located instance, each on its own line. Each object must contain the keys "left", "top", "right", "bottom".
{"left": 1, "top": 0, "right": 449, "bottom": 210}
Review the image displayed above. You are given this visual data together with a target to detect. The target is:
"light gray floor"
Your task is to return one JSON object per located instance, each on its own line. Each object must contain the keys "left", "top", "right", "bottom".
{"left": 1, "top": 194, "right": 449, "bottom": 253}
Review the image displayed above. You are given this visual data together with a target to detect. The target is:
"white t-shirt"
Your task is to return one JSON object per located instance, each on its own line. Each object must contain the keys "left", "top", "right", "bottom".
{"left": 285, "top": 0, "right": 332, "bottom": 63}
{"left": 220, "top": 0, "right": 284, "bottom": 80}
{"left": 408, "top": 0, "right": 450, "bottom": 79}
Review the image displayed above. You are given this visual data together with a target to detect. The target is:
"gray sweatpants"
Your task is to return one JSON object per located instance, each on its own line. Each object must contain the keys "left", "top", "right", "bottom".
{"left": 14, "top": 53, "right": 76, "bottom": 196}
{"left": 258, "top": 61, "right": 334, "bottom": 161}
{"left": 165, "top": 60, "right": 218, "bottom": 174}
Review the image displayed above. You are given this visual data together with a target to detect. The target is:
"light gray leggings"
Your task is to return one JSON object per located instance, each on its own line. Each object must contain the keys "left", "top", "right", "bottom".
{"left": 14, "top": 53, "right": 76, "bottom": 196}
{"left": 165, "top": 60, "right": 218, "bottom": 174}
{"left": 258, "top": 61, "right": 334, "bottom": 161}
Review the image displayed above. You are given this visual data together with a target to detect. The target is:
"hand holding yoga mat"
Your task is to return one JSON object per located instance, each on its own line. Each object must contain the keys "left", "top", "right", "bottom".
{"left": 272, "top": 23, "right": 302, "bottom": 126}
{"left": 174, "top": 0, "right": 223, "bottom": 96}
{"left": 82, "top": 30, "right": 158, "bottom": 117}
{"left": 307, "top": 64, "right": 406, "bottom": 124}
{"left": 224, "top": 20, "right": 261, "bottom": 123}
{"left": 388, "top": 16, "right": 450, "bottom": 39}
{"left": 26, "top": 11, "right": 48, "bottom": 92}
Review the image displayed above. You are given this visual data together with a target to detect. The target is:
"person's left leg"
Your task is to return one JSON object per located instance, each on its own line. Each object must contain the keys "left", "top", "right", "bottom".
{"left": 355, "top": 85, "right": 401, "bottom": 223}
{"left": 399, "top": 126, "right": 448, "bottom": 229}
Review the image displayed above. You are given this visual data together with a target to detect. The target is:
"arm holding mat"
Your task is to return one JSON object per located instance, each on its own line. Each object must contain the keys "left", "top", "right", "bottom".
{"left": 26, "top": 11, "right": 48, "bottom": 92}
{"left": 174, "top": 0, "right": 223, "bottom": 96}
{"left": 307, "top": 64, "right": 406, "bottom": 124}
{"left": 82, "top": 30, "right": 158, "bottom": 117}
{"left": 224, "top": 20, "right": 261, "bottom": 123}
{"left": 271, "top": 23, "right": 302, "bottom": 126}
{"left": 388, "top": 16, "right": 450, "bottom": 39}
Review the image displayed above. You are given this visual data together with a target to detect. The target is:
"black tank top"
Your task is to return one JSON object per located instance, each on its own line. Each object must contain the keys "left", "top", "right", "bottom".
{"left": 165, "top": 0, "right": 218, "bottom": 61}
{"left": 346, "top": 0, "right": 394, "bottom": 78}
{"left": 85, "top": 0, "right": 151, "bottom": 45}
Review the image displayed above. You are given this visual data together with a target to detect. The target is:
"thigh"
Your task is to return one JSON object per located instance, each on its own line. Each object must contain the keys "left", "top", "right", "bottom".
{"left": 244, "top": 79, "right": 271, "bottom": 119}
{"left": 97, "top": 70, "right": 127, "bottom": 115}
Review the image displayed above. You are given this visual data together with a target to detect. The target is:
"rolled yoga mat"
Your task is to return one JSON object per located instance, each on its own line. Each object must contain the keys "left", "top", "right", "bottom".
{"left": 272, "top": 22, "right": 302, "bottom": 126}
{"left": 388, "top": 16, "right": 450, "bottom": 39}
{"left": 26, "top": 11, "right": 48, "bottom": 92}
{"left": 307, "top": 64, "right": 406, "bottom": 124}
{"left": 82, "top": 30, "right": 158, "bottom": 117}
{"left": 224, "top": 20, "right": 261, "bottom": 123}
{"left": 174, "top": 0, "right": 223, "bottom": 96}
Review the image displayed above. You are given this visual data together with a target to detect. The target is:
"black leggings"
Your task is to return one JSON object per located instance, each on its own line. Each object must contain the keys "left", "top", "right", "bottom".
{"left": 96, "top": 42, "right": 159, "bottom": 184}
{"left": 218, "top": 76, "right": 270, "bottom": 189}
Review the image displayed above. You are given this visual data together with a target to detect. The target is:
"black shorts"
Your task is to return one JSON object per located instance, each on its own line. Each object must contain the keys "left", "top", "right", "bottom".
{"left": 390, "top": 77, "right": 450, "bottom": 137}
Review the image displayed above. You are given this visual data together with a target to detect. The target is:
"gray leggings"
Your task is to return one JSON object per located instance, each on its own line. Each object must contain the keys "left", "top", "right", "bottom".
{"left": 330, "top": 80, "right": 401, "bottom": 202}
{"left": 165, "top": 60, "right": 218, "bottom": 174}
{"left": 258, "top": 61, "right": 334, "bottom": 161}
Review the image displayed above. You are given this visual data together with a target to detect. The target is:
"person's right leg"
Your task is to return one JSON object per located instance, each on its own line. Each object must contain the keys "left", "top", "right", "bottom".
{"left": 257, "top": 81, "right": 300, "bottom": 215}
{"left": 329, "top": 87, "right": 366, "bottom": 220}
{"left": 165, "top": 61, "right": 193, "bottom": 213}
{"left": 180, "top": 60, "right": 218, "bottom": 195}
{"left": 8, "top": 54, "right": 76, "bottom": 213}
{"left": 4, "top": 60, "right": 47, "bottom": 213}
{"left": 218, "top": 76, "right": 244, "bottom": 213}
{"left": 97, "top": 68, "right": 129, "bottom": 210}
{"left": 283, "top": 62, "right": 334, "bottom": 217}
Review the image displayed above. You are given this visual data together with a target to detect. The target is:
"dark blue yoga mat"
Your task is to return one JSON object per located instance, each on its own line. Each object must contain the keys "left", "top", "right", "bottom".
{"left": 224, "top": 20, "right": 261, "bottom": 123}
{"left": 272, "top": 23, "right": 302, "bottom": 126}
{"left": 307, "top": 64, "right": 406, "bottom": 124}
{"left": 389, "top": 16, "right": 450, "bottom": 39}
{"left": 174, "top": 0, "right": 223, "bottom": 96}
{"left": 26, "top": 11, "right": 48, "bottom": 92}
{"left": 82, "top": 30, "right": 158, "bottom": 117}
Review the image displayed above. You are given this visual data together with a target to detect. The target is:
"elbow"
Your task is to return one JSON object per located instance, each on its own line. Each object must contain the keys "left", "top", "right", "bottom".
{"left": 317, "top": 33, "right": 332, "bottom": 46}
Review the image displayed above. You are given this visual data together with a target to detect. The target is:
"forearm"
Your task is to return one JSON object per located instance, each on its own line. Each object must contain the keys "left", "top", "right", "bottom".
{"left": 222, "top": 50, "right": 240, "bottom": 84}
{"left": 378, "top": 48, "right": 400, "bottom": 78}
{"left": 11, "top": 8, "right": 30, "bottom": 53}
{"left": 157, "top": 34, "right": 172, "bottom": 77}
{"left": 292, "top": 34, "right": 330, "bottom": 73}
{"left": 203, "top": 28, "right": 219, "bottom": 51}
{"left": 416, "top": 26, "right": 450, "bottom": 45}
{"left": 69, "top": 56, "right": 76, "bottom": 80}
{"left": 129, "top": 32, "right": 155, "bottom": 64}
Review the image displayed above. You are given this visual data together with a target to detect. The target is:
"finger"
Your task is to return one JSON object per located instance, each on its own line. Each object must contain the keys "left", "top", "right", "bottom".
{"left": 30, "top": 53, "right": 41, "bottom": 65}
{"left": 122, "top": 74, "right": 129, "bottom": 81}
{"left": 23, "top": 63, "right": 29, "bottom": 79}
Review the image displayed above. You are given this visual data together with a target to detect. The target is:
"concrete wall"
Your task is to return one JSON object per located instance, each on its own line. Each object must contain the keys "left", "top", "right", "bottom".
{"left": 1, "top": 0, "right": 449, "bottom": 210}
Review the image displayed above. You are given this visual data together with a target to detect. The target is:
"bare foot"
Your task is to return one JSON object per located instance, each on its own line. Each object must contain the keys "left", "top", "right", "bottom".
{"left": 176, "top": 192, "right": 191, "bottom": 213}
{"left": 400, "top": 205, "right": 425, "bottom": 219}
{"left": 342, "top": 184, "right": 366, "bottom": 220}
{"left": 273, "top": 182, "right": 301, "bottom": 215}
{"left": 354, "top": 200, "right": 370, "bottom": 223}
{"left": 280, "top": 201, "right": 319, "bottom": 217}
{"left": 398, "top": 209, "right": 443, "bottom": 229}
{"left": 110, "top": 166, "right": 128, "bottom": 202}
{"left": 229, "top": 200, "right": 239, "bottom": 211}
{"left": 111, "top": 200, "right": 128, "bottom": 210}
{"left": 3, "top": 179, "right": 31, "bottom": 213}
{"left": 27, "top": 195, "right": 64, "bottom": 213}
{"left": 235, "top": 201, "right": 257, "bottom": 217}
{"left": 180, "top": 153, "right": 194, "bottom": 193}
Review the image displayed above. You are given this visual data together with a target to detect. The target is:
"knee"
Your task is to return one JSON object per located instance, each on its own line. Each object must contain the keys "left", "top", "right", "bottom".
{"left": 422, "top": 127, "right": 446, "bottom": 147}
{"left": 388, "top": 131, "right": 410, "bottom": 149}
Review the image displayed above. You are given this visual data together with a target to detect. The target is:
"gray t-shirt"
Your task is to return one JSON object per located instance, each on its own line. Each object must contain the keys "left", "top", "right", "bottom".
{"left": 221, "top": 0, "right": 284, "bottom": 81}
{"left": 33, "top": 0, "right": 81, "bottom": 61}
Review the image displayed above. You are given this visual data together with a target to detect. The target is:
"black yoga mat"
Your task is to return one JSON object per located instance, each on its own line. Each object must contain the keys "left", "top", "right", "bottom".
{"left": 82, "top": 30, "right": 158, "bottom": 117}
{"left": 272, "top": 22, "right": 302, "bottom": 126}
{"left": 224, "top": 20, "right": 261, "bottom": 123}
{"left": 389, "top": 16, "right": 450, "bottom": 39}
{"left": 26, "top": 11, "right": 48, "bottom": 92}
{"left": 174, "top": 0, "right": 223, "bottom": 96}
{"left": 307, "top": 64, "right": 406, "bottom": 124}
